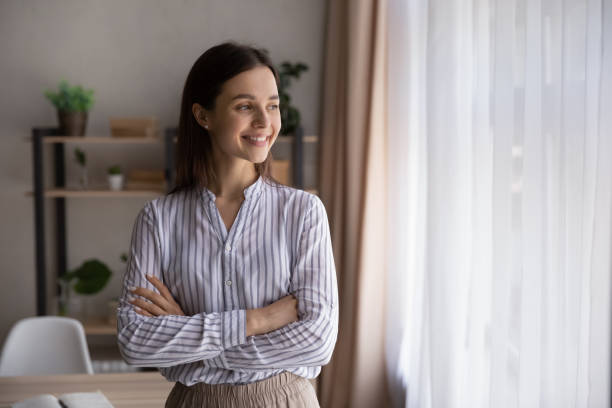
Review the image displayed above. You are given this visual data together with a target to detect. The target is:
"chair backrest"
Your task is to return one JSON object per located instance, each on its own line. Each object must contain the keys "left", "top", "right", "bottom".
{"left": 0, "top": 316, "right": 94, "bottom": 376}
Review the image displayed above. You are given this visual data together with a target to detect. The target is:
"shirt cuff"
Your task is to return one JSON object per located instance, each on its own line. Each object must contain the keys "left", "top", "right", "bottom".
{"left": 222, "top": 309, "right": 247, "bottom": 349}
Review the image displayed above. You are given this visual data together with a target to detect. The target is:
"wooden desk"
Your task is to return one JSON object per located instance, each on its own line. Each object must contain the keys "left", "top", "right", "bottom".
{"left": 0, "top": 372, "right": 173, "bottom": 408}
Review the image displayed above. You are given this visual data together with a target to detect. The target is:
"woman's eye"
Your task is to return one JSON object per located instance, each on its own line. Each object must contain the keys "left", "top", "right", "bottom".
{"left": 237, "top": 105, "right": 252, "bottom": 111}
{"left": 267, "top": 104, "right": 279, "bottom": 111}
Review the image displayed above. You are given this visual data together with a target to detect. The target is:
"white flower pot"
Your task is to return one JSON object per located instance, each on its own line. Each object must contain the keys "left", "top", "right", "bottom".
{"left": 108, "top": 174, "right": 124, "bottom": 191}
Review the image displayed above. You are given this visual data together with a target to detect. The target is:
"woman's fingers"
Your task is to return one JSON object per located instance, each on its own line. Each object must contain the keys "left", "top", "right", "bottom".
{"left": 144, "top": 275, "right": 185, "bottom": 316}
{"left": 130, "top": 286, "right": 170, "bottom": 310}
{"left": 129, "top": 278, "right": 185, "bottom": 316}
{"left": 145, "top": 274, "right": 174, "bottom": 301}
{"left": 129, "top": 296, "right": 166, "bottom": 316}
{"left": 134, "top": 307, "right": 154, "bottom": 317}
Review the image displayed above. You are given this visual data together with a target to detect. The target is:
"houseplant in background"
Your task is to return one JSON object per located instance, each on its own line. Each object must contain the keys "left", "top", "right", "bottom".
{"left": 44, "top": 79, "right": 95, "bottom": 136}
{"left": 74, "top": 148, "right": 88, "bottom": 189}
{"left": 58, "top": 259, "right": 112, "bottom": 319}
{"left": 277, "top": 61, "right": 309, "bottom": 136}
{"left": 107, "top": 164, "right": 124, "bottom": 191}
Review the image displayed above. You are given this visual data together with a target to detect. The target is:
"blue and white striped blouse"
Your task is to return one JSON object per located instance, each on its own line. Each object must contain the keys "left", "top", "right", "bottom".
{"left": 117, "top": 176, "right": 339, "bottom": 386}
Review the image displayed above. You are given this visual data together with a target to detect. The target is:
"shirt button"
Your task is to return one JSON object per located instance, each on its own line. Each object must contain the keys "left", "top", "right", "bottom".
{"left": 225, "top": 244, "right": 231, "bottom": 252}
{"left": 225, "top": 280, "right": 232, "bottom": 286}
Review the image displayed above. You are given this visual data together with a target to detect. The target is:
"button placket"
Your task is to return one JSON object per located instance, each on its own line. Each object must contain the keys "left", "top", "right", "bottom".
{"left": 223, "top": 240, "right": 234, "bottom": 299}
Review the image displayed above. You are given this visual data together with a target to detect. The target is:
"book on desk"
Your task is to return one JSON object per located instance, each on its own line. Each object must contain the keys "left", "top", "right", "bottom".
{"left": 12, "top": 391, "right": 113, "bottom": 408}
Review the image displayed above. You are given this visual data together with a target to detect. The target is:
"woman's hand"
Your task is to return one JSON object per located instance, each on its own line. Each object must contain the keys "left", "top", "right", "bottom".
{"left": 128, "top": 274, "right": 185, "bottom": 317}
{"left": 246, "top": 295, "right": 299, "bottom": 337}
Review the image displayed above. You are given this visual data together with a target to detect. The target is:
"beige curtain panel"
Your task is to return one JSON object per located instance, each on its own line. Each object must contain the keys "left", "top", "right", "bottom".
{"left": 317, "top": 0, "right": 390, "bottom": 407}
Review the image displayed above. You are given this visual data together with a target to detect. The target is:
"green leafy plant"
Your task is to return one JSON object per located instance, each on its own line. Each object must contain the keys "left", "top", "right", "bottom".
{"left": 107, "top": 165, "right": 122, "bottom": 175}
{"left": 44, "top": 79, "right": 94, "bottom": 113}
{"left": 74, "top": 148, "right": 86, "bottom": 166}
{"left": 278, "top": 62, "right": 309, "bottom": 136}
{"left": 60, "top": 259, "right": 112, "bottom": 295}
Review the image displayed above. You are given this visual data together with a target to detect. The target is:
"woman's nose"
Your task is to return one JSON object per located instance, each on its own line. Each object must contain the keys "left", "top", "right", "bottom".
{"left": 252, "top": 107, "right": 271, "bottom": 128}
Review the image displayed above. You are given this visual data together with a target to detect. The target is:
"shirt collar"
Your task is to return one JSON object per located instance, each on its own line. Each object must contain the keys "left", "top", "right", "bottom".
{"left": 201, "top": 175, "right": 264, "bottom": 203}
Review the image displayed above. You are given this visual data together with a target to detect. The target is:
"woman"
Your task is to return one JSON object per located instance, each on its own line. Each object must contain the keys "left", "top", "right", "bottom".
{"left": 116, "top": 42, "right": 338, "bottom": 408}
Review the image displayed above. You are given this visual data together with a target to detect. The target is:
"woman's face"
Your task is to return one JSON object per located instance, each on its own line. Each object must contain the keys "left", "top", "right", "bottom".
{"left": 195, "top": 65, "right": 281, "bottom": 165}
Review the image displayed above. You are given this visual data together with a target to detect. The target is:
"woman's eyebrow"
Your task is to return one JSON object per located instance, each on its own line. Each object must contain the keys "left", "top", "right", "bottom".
{"left": 231, "top": 93, "right": 279, "bottom": 101}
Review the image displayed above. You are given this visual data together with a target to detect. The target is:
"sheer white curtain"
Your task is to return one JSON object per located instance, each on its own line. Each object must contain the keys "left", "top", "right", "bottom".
{"left": 386, "top": 0, "right": 612, "bottom": 407}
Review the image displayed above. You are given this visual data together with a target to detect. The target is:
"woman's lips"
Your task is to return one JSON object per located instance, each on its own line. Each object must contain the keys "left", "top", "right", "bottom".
{"left": 242, "top": 135, "right": 270, "bottom": 147}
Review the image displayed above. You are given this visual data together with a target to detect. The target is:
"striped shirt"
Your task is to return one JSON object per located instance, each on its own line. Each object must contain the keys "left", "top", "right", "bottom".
{"left": 117, "top": 176, "right": 339, "bottom": 386}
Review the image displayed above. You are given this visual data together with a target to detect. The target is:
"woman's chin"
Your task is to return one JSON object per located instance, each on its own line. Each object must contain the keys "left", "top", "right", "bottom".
{"left": 247, "top": 153, "right": 270, "bottom": 164}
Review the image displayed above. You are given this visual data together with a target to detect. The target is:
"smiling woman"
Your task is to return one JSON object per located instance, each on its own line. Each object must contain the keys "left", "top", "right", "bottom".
{"left": 192, "top": 66, "right": 281, "bottom": 171}
{"left": 116, "top": 42, "right": 338, "bottom": 408}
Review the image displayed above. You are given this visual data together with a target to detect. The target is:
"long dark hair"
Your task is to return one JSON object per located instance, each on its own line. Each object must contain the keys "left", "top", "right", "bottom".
{"left": 171, "top": 42, "right": 279, "bottom": 193}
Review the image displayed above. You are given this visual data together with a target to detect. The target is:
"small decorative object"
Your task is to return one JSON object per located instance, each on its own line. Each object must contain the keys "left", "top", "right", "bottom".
{"left": 277, "top": 61, "right": 309, "bottom": 136}
{"left": 109, "top": 117, "right": 158, "bottom": 138}
{"left": 107, "top": 164, "right": 124, "bottom": 191}
{"left": 58, "top": 259, "right": 112, "bottom": 318}
{"left": 74, "top": 148, "right": 88, "bottom": 189}
{"left": 44, "top": 80, "right": 94, "bottom": 136}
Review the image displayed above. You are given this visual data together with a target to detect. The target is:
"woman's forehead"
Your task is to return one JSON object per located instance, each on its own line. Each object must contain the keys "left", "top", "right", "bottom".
{"left": 219, "top": 66, "right": 278, "bottom": 100}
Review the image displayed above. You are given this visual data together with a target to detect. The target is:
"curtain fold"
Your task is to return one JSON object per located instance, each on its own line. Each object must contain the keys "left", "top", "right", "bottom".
{"left": 317, "top": 0, "right": 390, "bottom": 407}
{"left": 386, "top": 0, "right": 611, "bottom": 406}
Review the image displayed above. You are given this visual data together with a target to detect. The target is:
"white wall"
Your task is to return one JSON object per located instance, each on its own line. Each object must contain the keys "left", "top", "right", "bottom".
{"left": 0, "top": 0, "right": 327, "bottom": 341}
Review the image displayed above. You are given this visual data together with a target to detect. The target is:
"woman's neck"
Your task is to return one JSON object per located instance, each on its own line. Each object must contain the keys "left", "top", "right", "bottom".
{"left": 209, "top": 160, "right": 258, "bottom": 200}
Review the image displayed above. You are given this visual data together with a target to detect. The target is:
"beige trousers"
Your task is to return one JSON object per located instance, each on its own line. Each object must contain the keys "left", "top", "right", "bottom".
{"left": 164, "top": 372, "right": 320, "bottom": 408}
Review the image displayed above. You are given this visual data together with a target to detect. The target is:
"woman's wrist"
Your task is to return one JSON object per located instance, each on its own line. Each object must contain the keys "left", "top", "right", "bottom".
{"left": 246, "top": 308, "right": 266, "bottom": 337}
{"left": 245, "top": 295, "right": 299, "bottom": 337}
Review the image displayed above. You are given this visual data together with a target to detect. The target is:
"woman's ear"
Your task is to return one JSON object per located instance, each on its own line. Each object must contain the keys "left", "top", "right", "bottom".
{"left": 192, "top": 103, "right": 209, "bottom": 129}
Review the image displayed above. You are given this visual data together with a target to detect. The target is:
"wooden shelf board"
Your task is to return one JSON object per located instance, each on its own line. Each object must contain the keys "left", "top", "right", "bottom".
{"left": 26, "top": 189, "right": 165, "bottom": 198}
{"left": 26, "top": 136, "right": 162, "bottom": 144}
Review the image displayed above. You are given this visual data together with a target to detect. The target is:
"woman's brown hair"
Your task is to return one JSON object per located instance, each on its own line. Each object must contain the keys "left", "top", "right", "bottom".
{"left": 171, "top": 42, "right": 279, "bottom": 194}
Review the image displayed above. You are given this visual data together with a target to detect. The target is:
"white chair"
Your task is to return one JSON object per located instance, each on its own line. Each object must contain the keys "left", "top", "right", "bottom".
{"left": 0, "top": 316, "right": 94, "bottom": 376}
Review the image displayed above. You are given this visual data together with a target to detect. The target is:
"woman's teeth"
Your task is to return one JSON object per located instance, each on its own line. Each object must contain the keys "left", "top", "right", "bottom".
{"left": 243, "top": 135, "right": 270, "bottom": 147}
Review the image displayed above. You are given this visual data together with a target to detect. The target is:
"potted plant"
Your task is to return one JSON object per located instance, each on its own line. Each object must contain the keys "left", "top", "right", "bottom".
{"left": 74, "top": 148, "right": 88, "bottom": 189}
{"left": 107, "top": 165, "right": 124, "bottom": 191}
{"left": 58, "top": 259, "right": 112, "bottom": 318}
{"left": 44, "top": 80, "right": 95, "bottom": 136}
{"left": 277, "top": 61, "right": 309, "bottom": 136}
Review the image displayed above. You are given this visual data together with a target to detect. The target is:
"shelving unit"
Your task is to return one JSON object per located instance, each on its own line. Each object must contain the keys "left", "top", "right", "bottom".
{"left": 30, "top": 127, "right": 172, "bottom": 317}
